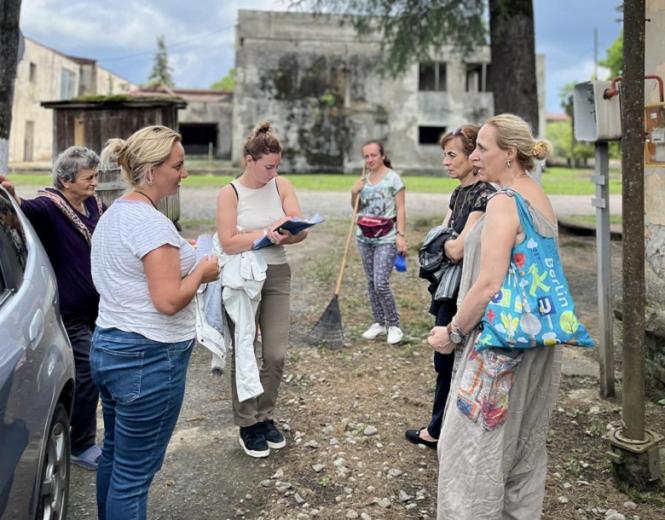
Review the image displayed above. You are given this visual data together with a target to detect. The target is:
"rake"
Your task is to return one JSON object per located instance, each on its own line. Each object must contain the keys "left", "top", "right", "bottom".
{"left": 306, "top": 169, "right": 364, "bottom": 349}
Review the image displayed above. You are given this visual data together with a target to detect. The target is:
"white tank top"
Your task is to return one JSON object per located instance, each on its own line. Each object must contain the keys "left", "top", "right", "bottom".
{"left": 232, "top": 178, "right": 287, "bottom": 264}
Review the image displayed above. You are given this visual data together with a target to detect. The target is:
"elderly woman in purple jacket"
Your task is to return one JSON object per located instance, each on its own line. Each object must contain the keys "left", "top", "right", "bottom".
{"left": 1, "top": 146, "right": 104, "bottom": 470}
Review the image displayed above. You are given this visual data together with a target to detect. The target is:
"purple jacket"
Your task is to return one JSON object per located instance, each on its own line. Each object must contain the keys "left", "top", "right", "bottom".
{"left": 21, "top": 189, "right": 102, "bottom": 326}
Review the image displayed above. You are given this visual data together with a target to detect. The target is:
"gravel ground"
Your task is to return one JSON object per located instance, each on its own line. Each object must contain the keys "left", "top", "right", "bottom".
{"left": 15, "top": 185, "right": 622, "bottom": 221}
{"left": 12, "top": 184, "right": 640, "bottom": 519}
{"left": 177, "top": 188, "right": 622, "bottom": 222}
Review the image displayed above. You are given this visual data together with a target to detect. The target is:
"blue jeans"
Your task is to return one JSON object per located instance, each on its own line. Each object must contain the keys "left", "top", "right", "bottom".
{"left": 90, "top": 328, "right": 194, "bottom": 520}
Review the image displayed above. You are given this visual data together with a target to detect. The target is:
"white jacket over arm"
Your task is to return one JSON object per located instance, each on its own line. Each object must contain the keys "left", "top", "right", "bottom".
{"left": 220, "top": 249, "right": 267, "bottom": 402}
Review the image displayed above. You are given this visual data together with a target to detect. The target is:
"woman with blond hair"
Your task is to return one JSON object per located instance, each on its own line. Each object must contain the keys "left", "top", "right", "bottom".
{"left": 427, "top": 114, "right": 558, "bottom": 519}
{"left": 217, "top": 121, "right": 308, "bottom": 458}
{"left": 90, "top": 126, "right": 219, "bottom": 520}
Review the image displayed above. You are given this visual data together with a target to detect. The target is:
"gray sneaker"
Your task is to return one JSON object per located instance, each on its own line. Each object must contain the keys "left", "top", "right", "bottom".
{"left": 71, "top": 444, "right": 102, "bottom": 471}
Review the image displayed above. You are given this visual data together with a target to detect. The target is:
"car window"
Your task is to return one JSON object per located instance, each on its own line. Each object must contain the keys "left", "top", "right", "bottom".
{"left": 0, "top": 190, "right": 27, "bottom": 301}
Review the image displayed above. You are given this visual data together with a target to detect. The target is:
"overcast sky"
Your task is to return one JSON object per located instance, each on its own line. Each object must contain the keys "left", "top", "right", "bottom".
{"left": 20, "top": 0, "right": 622, "bottom": 113}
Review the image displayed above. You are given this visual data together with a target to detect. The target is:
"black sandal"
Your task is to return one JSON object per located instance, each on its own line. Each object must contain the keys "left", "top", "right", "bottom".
{"left": 405, "top": 427, "right": 438, "bottom": 449}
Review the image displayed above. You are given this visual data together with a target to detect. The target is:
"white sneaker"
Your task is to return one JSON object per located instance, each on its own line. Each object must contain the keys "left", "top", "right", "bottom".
{"left": 361, "top": 323, "right": 387, "bottom": 339}
{"left": 387, "top": 326, "right": 404, "bottom": 345}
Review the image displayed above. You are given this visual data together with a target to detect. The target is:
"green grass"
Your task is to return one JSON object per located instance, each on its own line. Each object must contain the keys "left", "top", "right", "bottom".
{"left": 5, "top": 174, "right": 51, "bottom": 185}
{"left": 7, "top": 166, "right": 623, "bottom": 196}
{"left": 541, "top": 167, "right": 622, "bottom": 195}
{"left": 565, "top": 214, "right": 623, "bottom": 226}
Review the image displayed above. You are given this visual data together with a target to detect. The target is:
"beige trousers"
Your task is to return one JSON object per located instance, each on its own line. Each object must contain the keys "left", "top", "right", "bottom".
{"left": 229, "top": 263, "right": 291, "bottom": 427}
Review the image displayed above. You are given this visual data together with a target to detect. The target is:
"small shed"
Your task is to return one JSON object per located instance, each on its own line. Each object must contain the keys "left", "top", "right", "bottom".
{"left": 40, "top": 95, "right": 187, "bottom": 222}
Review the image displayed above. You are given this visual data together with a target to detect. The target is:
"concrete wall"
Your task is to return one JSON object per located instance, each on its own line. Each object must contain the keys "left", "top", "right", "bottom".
{"left": 10, "top": 39, "right": 81, "bottom": 162}
{"left": 176, "top": 90, "right": 233, "bottom": 158}
{"left": 643, "top": 0, "right": 665, "bottom": 393}
{"left": 95, "top": 67, "right": 133, "bottom": 96}
{"left": 233, "top": 9, "right": 545, "bottom": 174}
{"left": 9, "top": 38, "right": 136, "bottom": 163}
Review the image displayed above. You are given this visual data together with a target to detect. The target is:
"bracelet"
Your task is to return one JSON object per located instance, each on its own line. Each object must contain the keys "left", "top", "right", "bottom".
{"left": 451, "top": 316, "right": 466, "bottom": 336}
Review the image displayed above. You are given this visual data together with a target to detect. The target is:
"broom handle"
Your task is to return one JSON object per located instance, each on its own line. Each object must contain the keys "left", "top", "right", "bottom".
{"left": 334, "top": 167, "right": 365, "bottom": 295}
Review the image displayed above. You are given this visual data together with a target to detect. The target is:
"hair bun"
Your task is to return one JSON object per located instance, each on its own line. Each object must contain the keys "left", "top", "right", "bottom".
{"left": 255, "top": 121, "right": 272, "bottom": 135}
{"left": 100, "top": 138, "right": 126, "bottom": 171}
{"left": 532, "top": 140, "right": 551, "bottom": 160}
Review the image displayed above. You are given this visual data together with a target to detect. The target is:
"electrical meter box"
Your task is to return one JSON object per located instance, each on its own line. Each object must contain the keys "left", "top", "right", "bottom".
{"left": 573, "top": 81, "right": 622, "bottom": 142}
{"left": 645, "top": 103, "right": 665, "bottom": 166}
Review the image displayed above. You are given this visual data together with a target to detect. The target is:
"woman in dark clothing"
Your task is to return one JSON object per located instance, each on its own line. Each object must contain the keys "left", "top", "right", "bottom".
{"left": 405, "top": 125, "right": 495, "bottom": 448}
{"left": 2, "top": 146, "right": 104, "bottom": 469}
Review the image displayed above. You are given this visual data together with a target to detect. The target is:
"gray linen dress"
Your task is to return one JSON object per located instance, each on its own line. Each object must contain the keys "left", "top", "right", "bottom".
{"left": 437, "top": 196, "right": 563, "bottom": 520}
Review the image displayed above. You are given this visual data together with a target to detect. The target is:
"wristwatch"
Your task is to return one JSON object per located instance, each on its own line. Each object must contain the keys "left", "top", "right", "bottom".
{"left": 446, "top": 323, "right": 466, "bottom": 345}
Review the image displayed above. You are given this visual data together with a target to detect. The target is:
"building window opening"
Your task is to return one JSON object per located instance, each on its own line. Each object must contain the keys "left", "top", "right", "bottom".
{"left": 60, "top": 68, "right": 76, "bottom": 99}
{"left": 465, "top": 63, "right": 486, "bottom": 93}
{"left": 179, "top": 123, "right": 218, "bottom": 156}
{"left": 419, "top": 125, "right": 447, "bottom": 145}
{"left": 29, "top": 62, "right": 37, "bottom": 83}
{"left": 419, "top": 62, "right": 447, "bottom": 92}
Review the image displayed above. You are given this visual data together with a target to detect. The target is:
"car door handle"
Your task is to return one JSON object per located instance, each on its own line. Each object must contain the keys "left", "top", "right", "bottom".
{"left": 29, "top": 308, "right": 45, "bottom": 348}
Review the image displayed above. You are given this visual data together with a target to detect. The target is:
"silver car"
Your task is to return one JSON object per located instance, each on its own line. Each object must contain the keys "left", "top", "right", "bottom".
{"left": 0, "top": 185, "right": 75, "bottom": 520}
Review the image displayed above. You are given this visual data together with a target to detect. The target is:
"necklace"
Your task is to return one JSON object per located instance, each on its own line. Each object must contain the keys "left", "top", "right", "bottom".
{"left": 134, "top": 190, "right": 158, "bottom": 210}
{"left": 58, "top": 189, "right": 88, "bottom": 216}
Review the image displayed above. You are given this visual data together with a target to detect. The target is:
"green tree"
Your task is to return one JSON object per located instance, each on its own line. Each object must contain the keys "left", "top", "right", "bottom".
{"left": 293, "top": 0, "right": 539, "bottom": 134}
{"left": 293, "top": 0, "right": 485, "bottom": 76}
{"left": 546, "top": 121, "right": 572, "bottom": 160}
{"left": 557, "top": 82, "right": 576, "bottom": 163}
{"left": 552, "top": 82, "right": 594, "bottom": 166}
{"left": 0, "top": 0, "right": 22, "bottom": 174}
{"left": 148, "top": 35, "right": 174, "bottom": 88}
{"left": 599, "top": 30, "right": 623, "bottom": 79}
{"left": 487, "top": 0, "right": 539, "bottom": 133}
{"left": 211, "top": 68, "right": 236, "bottom": 92}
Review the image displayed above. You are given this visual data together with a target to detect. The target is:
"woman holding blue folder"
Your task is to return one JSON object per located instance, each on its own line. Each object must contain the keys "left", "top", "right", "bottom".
{"left": 216, "top": 121, "right": 307, "bottom": 458}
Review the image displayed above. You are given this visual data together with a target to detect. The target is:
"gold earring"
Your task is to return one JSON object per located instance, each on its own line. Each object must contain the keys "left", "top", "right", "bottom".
{"left": 506, "top": 159, "right": 512, "bottom": 168}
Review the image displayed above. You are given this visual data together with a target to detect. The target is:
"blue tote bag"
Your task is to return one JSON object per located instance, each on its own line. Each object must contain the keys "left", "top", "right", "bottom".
{"left": 475, "top": 191, "right": 595, "bottom": 352}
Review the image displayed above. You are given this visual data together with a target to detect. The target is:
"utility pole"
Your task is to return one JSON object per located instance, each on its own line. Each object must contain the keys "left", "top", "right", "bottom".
{"left": 594, "top": 27, "right": 599, "bottom": 79}
{"left": 621, "top": 0, "right": 645, "bottom": 441}
{"left": 607, "top": 0, "right": 663, "bottom": 490}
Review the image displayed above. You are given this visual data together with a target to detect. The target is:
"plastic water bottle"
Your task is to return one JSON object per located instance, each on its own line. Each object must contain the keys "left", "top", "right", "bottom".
{"left": 394, "top": 253, "right": 407, "bottom": 272}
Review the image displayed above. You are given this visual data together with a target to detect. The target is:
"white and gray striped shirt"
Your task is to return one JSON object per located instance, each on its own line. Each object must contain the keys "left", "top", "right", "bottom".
{"left": 91, "top": 200, "right": 196, "bottom": 343}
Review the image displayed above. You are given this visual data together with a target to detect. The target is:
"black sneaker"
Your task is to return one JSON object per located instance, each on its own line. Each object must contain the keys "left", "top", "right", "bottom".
{"left": 260, "top": 419, "right": 286, "bottom": 449}
{"left": 238, "top": 424, "right": 270, "bottom": 458}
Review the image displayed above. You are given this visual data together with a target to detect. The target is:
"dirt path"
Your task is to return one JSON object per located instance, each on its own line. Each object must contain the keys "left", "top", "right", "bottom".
{"left": 14, "top": 183, "right": 655, "bottom": 519}
{"left": 15, "top": 184, "right": 622, "bottom": 221}
{"left": 176, "top": 189, "right": 621, "bottom": 221}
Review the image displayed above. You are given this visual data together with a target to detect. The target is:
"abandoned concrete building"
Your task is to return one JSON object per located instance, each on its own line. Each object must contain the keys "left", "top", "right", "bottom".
{"left": 232, "top": 9, "right": 545, "bottom": 174}
{"left": 9, "top": 41, "right": 232, "bottom": 164}
{"left": 175, "top": 89, "right": 233, "bottom": 159}
{"left": 9, "top": 37, "right": 136, "bottom": 163}
{"left": 11, "top": 10, "right": 544, "bottom": 174}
